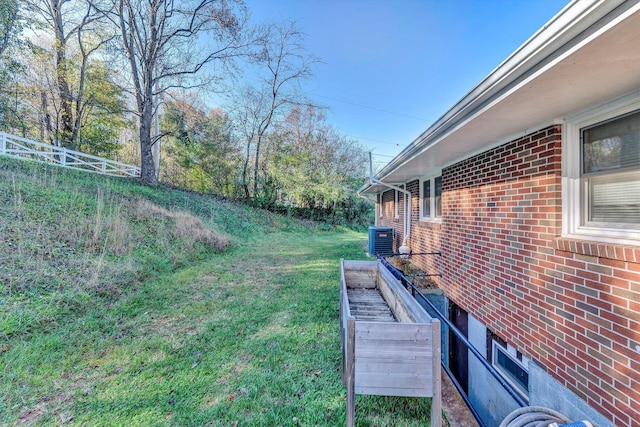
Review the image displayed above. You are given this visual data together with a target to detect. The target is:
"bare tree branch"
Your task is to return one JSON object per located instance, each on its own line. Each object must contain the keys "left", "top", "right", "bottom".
{"left": 22, "top": 0, "right": 114, "bottom": 149}
{"left": 108, "top": 0, "right": 249, "bottom": 184}
{"left": 231, "top": 20, "right": 321, "bottom": 200}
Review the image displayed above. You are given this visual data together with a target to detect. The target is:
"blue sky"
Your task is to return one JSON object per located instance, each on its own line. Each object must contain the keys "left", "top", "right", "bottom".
{"left": 244, "top": 0, "right": 569, "bottom": 169}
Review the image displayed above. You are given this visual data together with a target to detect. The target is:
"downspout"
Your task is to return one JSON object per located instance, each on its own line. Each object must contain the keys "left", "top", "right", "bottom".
{"left": 369, "top": 152, "right": 412, "bottom": 254}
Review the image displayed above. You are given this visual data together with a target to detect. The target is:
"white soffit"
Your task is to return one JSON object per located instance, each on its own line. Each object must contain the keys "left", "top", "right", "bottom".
{"left": 365, "top": 0, "right": 640, "bottom": 190}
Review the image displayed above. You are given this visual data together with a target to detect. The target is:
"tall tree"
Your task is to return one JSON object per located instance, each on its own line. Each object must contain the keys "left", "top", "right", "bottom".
{"left": 20, "top": 31, "right": 126, "bottom": 152}
{"left": 25, "top": 0, "right": 111, "bottom": 149}
{"left": 234, "top": 20, "right": 319, "bottom": 200}
{"left": 0, "top": 0, "right": 26, "bottom": 134}
{"left": 267, "top": 104, "right": 367, "bottom": 213}
{"left": 0, "top": 0, "right": 19, "bottom": 56}
{"left": 111, "top": 0, "right": 247, "bottom": 184}
{"left": 74, "top": 59, "right": 130, "bottom": 156}
{"left": 160, "top": 97, "right": 240, "bottom": 196}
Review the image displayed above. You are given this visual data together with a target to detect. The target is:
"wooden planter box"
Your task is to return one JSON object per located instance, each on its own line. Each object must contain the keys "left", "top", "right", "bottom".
{"left": 340, "top": 259, "right": 441, "bottom": 427}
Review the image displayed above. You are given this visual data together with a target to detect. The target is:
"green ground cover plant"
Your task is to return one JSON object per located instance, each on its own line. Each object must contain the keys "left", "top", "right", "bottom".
{"left": 0, "top": 157, "right": 438, "bottom": 426}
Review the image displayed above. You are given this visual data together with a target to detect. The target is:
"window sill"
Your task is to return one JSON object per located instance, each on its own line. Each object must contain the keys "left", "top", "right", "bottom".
{"left": 417, "top": 219, "right": 442, "bottom": 230}
{"left": 554, "top": 236, "right": 640, "bottom": 262}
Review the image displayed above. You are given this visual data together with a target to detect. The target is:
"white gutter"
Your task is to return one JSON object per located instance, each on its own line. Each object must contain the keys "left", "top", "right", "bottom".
{"left": 369, "top": 152, "right": 411, "bottom": 254}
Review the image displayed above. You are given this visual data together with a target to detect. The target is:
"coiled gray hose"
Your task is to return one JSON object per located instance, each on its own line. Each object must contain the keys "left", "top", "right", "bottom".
{"left": 499, "top": 406, "right": 572, "bottom": 427}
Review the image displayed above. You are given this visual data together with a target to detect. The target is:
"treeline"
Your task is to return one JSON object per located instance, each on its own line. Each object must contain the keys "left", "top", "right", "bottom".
{"left": 0, "top": 0, "right": 373, "bottom": 227}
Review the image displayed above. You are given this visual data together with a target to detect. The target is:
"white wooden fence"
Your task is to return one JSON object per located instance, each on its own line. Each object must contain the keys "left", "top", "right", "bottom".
{"left": 0, "top": 131, "right": 141, "bottom": 178}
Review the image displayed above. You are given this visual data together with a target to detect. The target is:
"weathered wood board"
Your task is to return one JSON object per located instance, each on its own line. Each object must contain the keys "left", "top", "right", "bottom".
{"left": 340, "top": 259, "right": 441, "bottom": 427}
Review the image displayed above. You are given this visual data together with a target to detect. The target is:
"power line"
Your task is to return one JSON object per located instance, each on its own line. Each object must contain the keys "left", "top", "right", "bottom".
{"left": 313, "top": 93, "right": 431, "bottom": 122}
{"left": 369, "top": 152, "right": 396, "bottom": 159}
{"left": 348, "top": 134, "right": 403, "bottom": 146}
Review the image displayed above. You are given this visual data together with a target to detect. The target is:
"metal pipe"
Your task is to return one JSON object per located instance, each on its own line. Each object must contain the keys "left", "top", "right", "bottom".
{"left": 386, "top": 252, "right": 443, "bottom": 257}
{"left": 377, "top": 255, "right": 529, "bottom": 409}
{"left": 441, "top": 362, "right": 488, "bottom": 427}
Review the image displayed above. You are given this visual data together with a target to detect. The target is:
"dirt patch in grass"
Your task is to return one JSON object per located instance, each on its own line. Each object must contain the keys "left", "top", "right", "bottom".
{"left": 18, "top": 393, "right": 74, "bottom": 426}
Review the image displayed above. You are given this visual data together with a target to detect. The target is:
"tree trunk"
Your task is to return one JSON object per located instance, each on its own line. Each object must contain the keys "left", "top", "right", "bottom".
{"left": 57, "top": 62, "right": 74, "bottom": 147}
{"left": 241, "top": 138, "right": 251, "bottom": 199}
{"left": 253, "top": 134, "right": 261, "bottom": 198}
{"left": 139, "top": 101, "right": 157, "bottom": 184}
{"left": 71, "top": 41, "right": 90, "bottom": 151}
{"left": 39, "top": 90, "right": 47, "bottom": 141}
{"left": 51, "top": 0, "right": 74, "bottom": 148}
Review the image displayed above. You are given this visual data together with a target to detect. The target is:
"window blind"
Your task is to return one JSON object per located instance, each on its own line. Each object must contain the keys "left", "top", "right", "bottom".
{"left": 582, "top": 110, "right": 640, "bottom": 227}
{"left": 586, "top": 170, "right": 640, "bottom": 225}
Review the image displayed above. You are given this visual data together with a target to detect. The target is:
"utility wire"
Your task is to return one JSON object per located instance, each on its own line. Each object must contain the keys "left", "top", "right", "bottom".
{"left": 370, "top": 154, "right": 396, "bottom": 159}
{"left": 348, "top": 134, "right": 403, "bottom": 146}
{"left": 312, "top": 93, "right": 431, "bottom": 122}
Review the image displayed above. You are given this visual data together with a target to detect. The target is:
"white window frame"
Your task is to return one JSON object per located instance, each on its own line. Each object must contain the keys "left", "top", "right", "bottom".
{"left": 420, "top": 175, "right": 442, "bottom": 222}
{"left": 563, "top": 90, "right": 640, "bottom": 244}
{"left": 492, "top": 341, "right": 529, "bottom": 403}
{"left": 377, "top": 193, "right": 383, "bottom": 218}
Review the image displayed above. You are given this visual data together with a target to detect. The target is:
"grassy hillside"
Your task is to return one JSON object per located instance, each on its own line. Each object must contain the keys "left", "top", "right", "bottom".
{"left": 0, "top": 157, "right": 439, "bottom": 426}
{"left": 0, "top": 157, "right": 297, "bottom": 341}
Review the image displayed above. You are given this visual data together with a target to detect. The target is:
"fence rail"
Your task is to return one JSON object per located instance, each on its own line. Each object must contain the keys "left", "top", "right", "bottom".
{"left": 0, "top": 132, "right": 140, "bottom": 178}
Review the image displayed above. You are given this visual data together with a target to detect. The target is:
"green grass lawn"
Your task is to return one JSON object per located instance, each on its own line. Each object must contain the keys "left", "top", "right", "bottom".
{"left": 0, "top": 158, "right": 438, "bottom": 426}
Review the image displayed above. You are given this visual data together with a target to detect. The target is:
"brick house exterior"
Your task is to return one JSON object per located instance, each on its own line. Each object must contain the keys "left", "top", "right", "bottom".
{"left": 361, "top": 2, "right": 640, "bottom": 426}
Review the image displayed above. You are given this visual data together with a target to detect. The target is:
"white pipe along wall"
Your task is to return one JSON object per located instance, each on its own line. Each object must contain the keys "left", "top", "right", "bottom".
{"left": 369, "top": 152, "right": 411, "bottom": 254}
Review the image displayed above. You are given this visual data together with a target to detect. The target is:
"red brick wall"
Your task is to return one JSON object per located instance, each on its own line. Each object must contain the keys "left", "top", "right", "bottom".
{"left": 406, "top": 179, "right": 443, "bottom": 284}
{"left": 378, "top": 189, "right": 400, "bottom": 248}
{"left": 376, "top": 180, "right": 443, "bottom": 282}
{"left": 439, "top": 125, "right": 639, "bottom": 427}
{"left": 380, "top": 189, "right": 394, "bottom": 222}
{"left": 374, "top": 124, "right": 639, "bottom": 425}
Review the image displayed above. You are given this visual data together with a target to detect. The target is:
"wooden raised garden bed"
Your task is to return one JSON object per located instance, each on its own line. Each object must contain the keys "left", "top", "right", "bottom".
{"left": 339, "top": 259, "right": 442, "bottom": 427}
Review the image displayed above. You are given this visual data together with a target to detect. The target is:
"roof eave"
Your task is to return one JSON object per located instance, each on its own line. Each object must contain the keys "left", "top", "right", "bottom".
{"left": 365, "top": 0, "right": 631, "bottom": 191}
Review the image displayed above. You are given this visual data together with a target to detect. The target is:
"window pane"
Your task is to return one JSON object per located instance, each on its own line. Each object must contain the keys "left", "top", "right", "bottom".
{"left": 422, "top": 180, "right": 430, "bottom": 217}
{"left": 496, "top": 348, "right": 529, "bottom": 393}
{"left": 583, "top": 110, "right": 640, "bottom": 174}
{"left": 435, "top": 176, "right": 442, "bottom": 217}
{"left": 585, "top": 169, "right": 640, "bottom": 226}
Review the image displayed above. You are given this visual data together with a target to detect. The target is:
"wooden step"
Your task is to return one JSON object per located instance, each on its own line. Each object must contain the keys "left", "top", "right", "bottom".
{"left": 347, "top": 288, "right": 396, "bottom": 322}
